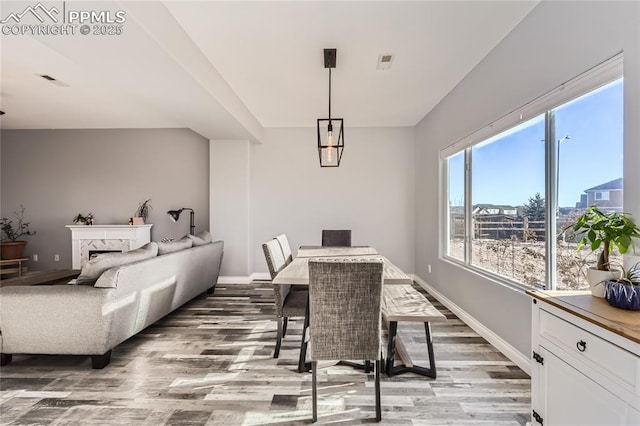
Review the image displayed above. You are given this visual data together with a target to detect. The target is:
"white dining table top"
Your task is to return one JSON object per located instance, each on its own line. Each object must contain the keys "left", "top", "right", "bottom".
{"left": 272, "top": 247, "right": 412, "bottom": 286}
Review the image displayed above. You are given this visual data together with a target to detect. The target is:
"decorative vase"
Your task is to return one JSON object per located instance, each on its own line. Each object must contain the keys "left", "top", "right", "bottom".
{"left": 586, "top": 268, "right": 619, "bottom": 298}
{"left": 0, "top": 241, "right": 27, "bottom": 260}
{"left": 604, "top": 281, "right": 640, "bottom": 311}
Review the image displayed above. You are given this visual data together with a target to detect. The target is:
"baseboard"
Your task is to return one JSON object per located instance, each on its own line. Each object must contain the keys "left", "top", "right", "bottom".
{"left": 413, "top": 274, "right": 531, "bottom": 376}
{"left": 217, "top": 272, "right": 270, "bottom": 284}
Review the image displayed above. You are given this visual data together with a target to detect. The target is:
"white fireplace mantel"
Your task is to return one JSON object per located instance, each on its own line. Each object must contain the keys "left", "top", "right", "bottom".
{"left": 66, "top": 224, "right": 153, "bottom": 269}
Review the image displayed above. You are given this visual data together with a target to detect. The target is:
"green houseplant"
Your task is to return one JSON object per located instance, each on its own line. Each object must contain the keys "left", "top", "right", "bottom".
{"left": 1, "top": 206, "right": 36, "bottom": 260}
{"left": 572, "top": 206, "right": 640, "bottom": 297}
{"left": 604, "top": 262, "right": 640, "bottom": 310}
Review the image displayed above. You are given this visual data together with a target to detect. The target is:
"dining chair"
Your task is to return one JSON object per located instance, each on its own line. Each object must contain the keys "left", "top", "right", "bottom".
{"left": 262, "top": 239, "right": 308, "bottom": 358}
{"left": 308, "top": 257, "right": 383, "bottom": 422}
{"left": 321, "top": 229, "right": 352, "bottom": 247}
{"left": 274, "top": 234, "right": 293, "bottom": 265}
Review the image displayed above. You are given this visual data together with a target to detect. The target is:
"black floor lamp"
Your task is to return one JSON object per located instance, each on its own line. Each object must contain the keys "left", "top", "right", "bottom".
{"left": 167, "top": 208, "right": 195, "bottom": 234}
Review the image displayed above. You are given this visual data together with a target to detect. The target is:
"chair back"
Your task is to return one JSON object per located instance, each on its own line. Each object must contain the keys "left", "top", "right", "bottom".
{"left": 308, "top": 257, "right": 383, "bottom": 361}
{"left": 321, "top": 229, "right": 352, "bottom": 247}
{"left": 262, "top": 239, "right": 287, "bottom": 280}
{"left": 274, "top": 234, "right": 293, "bottom": 264}
{"left": 262, "top": 239, "right": 291, "bottom": 317}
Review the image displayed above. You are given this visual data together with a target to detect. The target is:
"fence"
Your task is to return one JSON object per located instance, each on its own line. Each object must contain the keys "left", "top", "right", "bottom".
{"left": 450, "top": 216, "right": 574, "bottom": 242}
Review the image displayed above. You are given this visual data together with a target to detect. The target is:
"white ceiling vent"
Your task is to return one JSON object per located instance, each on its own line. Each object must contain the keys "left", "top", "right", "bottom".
{"left": 376, "top": 53, "right": 394, "bottom": 70}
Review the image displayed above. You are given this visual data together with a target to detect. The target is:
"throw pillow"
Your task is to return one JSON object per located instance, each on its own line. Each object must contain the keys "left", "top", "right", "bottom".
{"left": 187, "top": 230, "right": 213, "bottom": 246}
{"left": 77, "top": 242, "right": 159, "bottom": 286}
{"left": 157, "top": 236, "right": 193, "bottom": 255}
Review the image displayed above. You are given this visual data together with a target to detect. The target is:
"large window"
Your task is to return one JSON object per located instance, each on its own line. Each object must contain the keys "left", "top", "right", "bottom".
{"left": 443, "top": 62, "right": 623, "bottom": 291}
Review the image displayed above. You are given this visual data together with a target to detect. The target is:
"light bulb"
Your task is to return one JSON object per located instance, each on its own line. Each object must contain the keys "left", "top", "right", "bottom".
{"left": 327, "top": 130, "right": 333, "bottom": 162}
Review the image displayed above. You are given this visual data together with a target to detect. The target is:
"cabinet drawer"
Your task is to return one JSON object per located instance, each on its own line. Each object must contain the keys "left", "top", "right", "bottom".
{"left": 539, "top": 309, "right": 638, "bottom": 391}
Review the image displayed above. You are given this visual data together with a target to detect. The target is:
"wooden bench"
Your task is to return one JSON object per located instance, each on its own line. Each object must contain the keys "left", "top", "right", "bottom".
{"left": 382, "top": 285, "right": 447, "bottom": 377}
{"left": 0, "top": 258, "right": 29, "bottom": 278}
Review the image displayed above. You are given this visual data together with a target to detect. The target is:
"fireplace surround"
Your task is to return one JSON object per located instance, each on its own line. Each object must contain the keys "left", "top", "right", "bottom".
{"left": 66, "top": 224, "right": 153, "bottom": 269}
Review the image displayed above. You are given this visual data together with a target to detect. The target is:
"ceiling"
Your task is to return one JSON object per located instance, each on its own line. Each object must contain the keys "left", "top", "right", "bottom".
{"left": 0, "top": 1, "right": 538, "bottom": 141}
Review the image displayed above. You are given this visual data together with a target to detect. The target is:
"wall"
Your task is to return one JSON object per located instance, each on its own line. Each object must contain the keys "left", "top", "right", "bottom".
{"left": 415, "top": 1, "right": 640, "bottom": 360}
{"left": 210, "top": 139, "right": 252, "bottom": 277}
{"left": 1, "top": 128, "right": 210, "bottom": 271}
{"left": 208, "top": 126, "right": 415, "bottom": 277}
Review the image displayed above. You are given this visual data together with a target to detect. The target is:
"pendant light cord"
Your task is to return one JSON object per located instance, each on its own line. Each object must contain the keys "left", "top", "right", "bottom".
{"left": 328, "top": 67, "right": 332, "bottom": 120}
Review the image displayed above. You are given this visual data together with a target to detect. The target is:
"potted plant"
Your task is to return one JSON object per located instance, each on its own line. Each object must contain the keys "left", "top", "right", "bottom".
{"left": 572, "top": 206, "right": 640, "bottom": 297}
{"left": 133, "top": 199, "right": 152, "bottom": 224}
{"left": 604, "top": 262, "right": 640, "bottom": 310}
{"left": 1, "top": 205, "right": 36, "bottom": 260}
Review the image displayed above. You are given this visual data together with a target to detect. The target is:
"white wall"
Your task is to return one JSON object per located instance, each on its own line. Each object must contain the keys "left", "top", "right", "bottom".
{"left": 210, "top": 126, "right": 416, "bottom": 277}
{"left": 210, "top": 139, "right": 252, "bottom": 277}
{"left": 1, "top": 128, "right": 210, "bottom": 271}
{"left": 415, "top": 1, "right": 640, "bottom": 359}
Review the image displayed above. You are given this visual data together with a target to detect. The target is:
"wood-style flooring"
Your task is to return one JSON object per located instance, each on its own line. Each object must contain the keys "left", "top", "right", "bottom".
{"left": 0, "top": 281, "right": 531, "bottom": 425}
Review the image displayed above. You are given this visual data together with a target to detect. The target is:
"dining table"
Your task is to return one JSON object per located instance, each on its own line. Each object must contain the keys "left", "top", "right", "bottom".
{"left": 272, "top": 246, "right": 414, "bottom": 372}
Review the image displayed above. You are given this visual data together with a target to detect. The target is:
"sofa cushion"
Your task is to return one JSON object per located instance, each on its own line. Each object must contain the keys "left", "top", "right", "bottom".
{"left": 77, "top": 242, "right": 159, "bottom": 286}
{"left": 187, "top": 230, "right": 213, "bottom": 246}
{"left": 157, "top": 236, "right": 193, "bottom": 255}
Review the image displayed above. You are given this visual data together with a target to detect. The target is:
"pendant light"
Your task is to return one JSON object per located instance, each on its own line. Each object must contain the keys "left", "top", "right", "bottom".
{"left": 317, "top": 48, "right": 344, "bottom": 167}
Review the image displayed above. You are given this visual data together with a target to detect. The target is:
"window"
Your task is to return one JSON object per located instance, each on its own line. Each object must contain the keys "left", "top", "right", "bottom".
{"left": 442, "top": 58, "right": 623, "bottom": 291}
{"left": 446, "top": 152, "right": 465, "bottom": 261}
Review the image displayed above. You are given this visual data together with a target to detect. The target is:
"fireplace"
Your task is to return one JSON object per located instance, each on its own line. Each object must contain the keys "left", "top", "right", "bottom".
{"left": 66, "top": 224, "right": 153, "bottom": 269}
{"left": 88, "top": 249, "right": 123, "bottom": 261}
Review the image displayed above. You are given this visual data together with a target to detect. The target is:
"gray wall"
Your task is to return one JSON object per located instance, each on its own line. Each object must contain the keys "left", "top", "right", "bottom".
{"left": 415, "top": 1, "right": 640, "bottom": 358}
{"left": 210, "top": 139, "right": 252, "bottom": 277}
{"left": 251, "top": 127, "right": 416, "bottom": 274}
{"left": 1, "top": 128, "right": 210, "bottom": 271}
{"left": 209, "top": 126, "right": 416, "bottom": 277}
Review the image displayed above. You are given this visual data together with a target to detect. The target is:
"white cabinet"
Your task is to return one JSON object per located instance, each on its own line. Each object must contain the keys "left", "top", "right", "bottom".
{"left": 529, "top": 291, "right": 640, "bottom": 426}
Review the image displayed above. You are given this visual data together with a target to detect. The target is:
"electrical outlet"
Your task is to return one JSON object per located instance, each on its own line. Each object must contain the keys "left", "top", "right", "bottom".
{"left": 428, "top": 264, "right": 432, "bottom": 274}
{"left": 33, "top": 254, "right": 38, "bottom": 262}
{"left": 54, "top": 254, "right": 60, "bottom": 262}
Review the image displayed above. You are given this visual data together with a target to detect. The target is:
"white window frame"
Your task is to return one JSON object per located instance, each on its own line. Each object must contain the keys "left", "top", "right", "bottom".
{"left": 441, "top": 54, "right": 623, "bottom": 291}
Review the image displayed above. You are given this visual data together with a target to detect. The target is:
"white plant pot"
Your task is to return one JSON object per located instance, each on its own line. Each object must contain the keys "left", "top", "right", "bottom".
{"left": 586, "top": 268, "right": 619, "bottom": 298}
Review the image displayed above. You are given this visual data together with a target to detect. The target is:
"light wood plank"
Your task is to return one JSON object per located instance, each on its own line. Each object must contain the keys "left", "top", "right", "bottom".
{"left": 273, "top": 256, "right": 412, "bottom": 286}
{"left": 296, "top": 247, "right": 378, "bottom": 258}
{"left": 382, "top": 285, "right": 448, "bottom": 322}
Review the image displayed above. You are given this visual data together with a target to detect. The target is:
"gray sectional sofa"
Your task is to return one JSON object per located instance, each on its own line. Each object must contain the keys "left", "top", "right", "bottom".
{"left": 0, "top": 238, "right": 223, "bottom": 368}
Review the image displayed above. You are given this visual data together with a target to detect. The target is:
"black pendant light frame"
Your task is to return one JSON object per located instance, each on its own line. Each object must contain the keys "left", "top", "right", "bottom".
{"left": 317, "top": 48, "right": 344, "bottom": 167}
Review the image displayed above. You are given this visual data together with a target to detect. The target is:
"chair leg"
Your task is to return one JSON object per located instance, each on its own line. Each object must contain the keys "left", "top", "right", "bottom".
{"left": 312, "top": 360, "right": 318, "bottom": 422}
{"left": 274, "top": 318, "right": 283, "bottom": 358}
{"left": 282, "top": 317, "right": 288, "bottom": 337}
{"left": 375, "top": 359, "right": 382, "bottom": 422}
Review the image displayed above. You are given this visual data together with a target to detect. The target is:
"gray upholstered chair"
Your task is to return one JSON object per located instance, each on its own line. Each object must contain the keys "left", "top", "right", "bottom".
{"left": 321, "top": 229, "right": 352, "bottom": 247}
{"left": 262, "top": 239, "right": 307, "bottom": 358}
{"left": 274, "top": 234, "right": 293, "bottom": 265}
{"left": 308, "top": 257, "right": 383, "bottom": 422}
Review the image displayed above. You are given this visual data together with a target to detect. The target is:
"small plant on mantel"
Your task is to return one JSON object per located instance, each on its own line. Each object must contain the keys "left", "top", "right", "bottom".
{"left": 133, "top": 199, "right": 152, "bottom": 224}
{"left": 0, "top": 205, "right": 36, "bottom": 260}
{"left": 604, "top": 262, "right": 640, "bottom": 310}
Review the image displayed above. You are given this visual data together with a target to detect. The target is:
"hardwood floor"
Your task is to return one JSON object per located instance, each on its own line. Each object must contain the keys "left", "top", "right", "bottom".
{"left": 0, "top": 282, "right": 531, "bottom": 425}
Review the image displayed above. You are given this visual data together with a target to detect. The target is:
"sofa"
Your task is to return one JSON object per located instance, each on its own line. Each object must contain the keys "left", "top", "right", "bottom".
{"left": 0, "top": 238, "right": 223, "bottom": 369}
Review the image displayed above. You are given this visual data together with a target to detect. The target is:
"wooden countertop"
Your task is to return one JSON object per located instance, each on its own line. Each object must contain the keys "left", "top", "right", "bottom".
{"left": 527, "top": 290, "right": 640, "bottom": 345}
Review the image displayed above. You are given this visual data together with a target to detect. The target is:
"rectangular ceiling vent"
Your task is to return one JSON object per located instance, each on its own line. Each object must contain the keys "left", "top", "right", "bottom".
{"left": 39, "top": 74, "right": 69, "bottom": 87}
{"left": 376, "top": 53, "right": 394, "bottom": 70}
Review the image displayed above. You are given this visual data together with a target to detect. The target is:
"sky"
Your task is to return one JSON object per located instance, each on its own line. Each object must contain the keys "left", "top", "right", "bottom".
{"left": 449, "top": 79, "right": 624, "bottom": 208}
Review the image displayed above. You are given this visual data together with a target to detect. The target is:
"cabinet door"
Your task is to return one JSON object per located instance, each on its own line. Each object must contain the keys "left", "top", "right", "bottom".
{"left": 536, "top": 347, "right": 628, "bottom": 426}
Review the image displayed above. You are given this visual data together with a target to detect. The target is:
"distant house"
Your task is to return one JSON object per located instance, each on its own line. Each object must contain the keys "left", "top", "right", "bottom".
{"left": 575, "top": 178, "right": 623, "bottom": 212}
